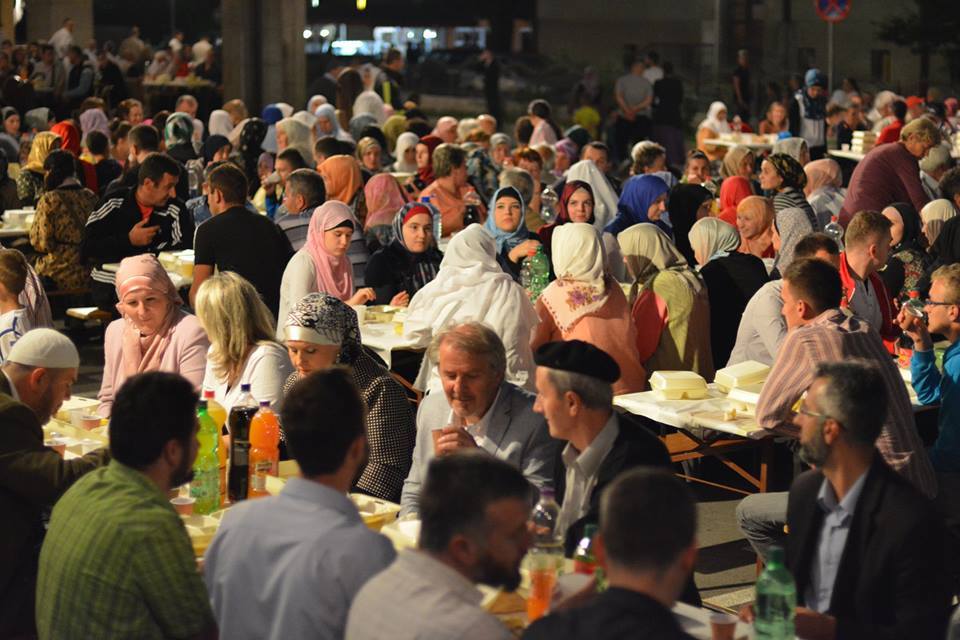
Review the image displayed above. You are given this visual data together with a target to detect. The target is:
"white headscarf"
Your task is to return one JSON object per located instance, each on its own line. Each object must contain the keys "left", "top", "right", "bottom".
{"left": 688, "top": 217, "right": 741, "bottom": 266}
{"left": 352, "top": 91, "right": 387, "bottom": 126}
{"left": 565, "top": 159, "right": 618, "bottom": 232}
{"left": 276, "top": 117, "right": 314, "bottom": 166}
{"left": 540, "top": 223, "right": 609, "bottom": 332}
{"left": 293, "top": 110, "right": 318, "bottom": 131}
{"left": 208, "top": 109, "right": 233, "bottom": 137}
{"left": 275, "top": 102, "right": 294, "bottom": 119}
{"left": 921, "top": 199, "right": 958, "bottom": 247}
{"left": 392, "top": 131, "right": 419, "bottom": 173}
{"left": 698, "top": 101, "right": 731, "bottom": 134}
{"left": 405, "top": 224, "right": 538, "bottom": 392}
{"left": 307, "top": 95, "right": 328, "bottom": 113}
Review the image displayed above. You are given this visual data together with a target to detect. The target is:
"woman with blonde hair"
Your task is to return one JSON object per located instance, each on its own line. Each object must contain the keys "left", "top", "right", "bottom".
{"left": 196, "top": 271, "right": 293, "bottom": 413}
{"left": 17, "top": 131, "right": 60, "bottom": 206}
{"left": 736, "top": 195, "right": 776, "bottom": 259}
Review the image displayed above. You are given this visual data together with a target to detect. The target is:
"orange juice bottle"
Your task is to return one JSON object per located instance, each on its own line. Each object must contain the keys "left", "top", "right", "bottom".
{"left": 247, "top": 401, "right": 280, "bottom": 499}
{"left": 202, "top": 389, "right": 228, "bottom": 506}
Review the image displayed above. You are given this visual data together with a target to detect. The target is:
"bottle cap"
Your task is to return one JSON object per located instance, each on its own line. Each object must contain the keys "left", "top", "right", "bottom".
{"left": 259, "top": 400, "right": 271, "bottom": 407}
{"left": 767, "top": 545, "right": 785, "bottom": 565}
{"left": 909, "top": 290, "right": 920, "bottom": 299}
{"left": 583, "top": 523, "right": 599, "bottom": 537}
{"left": 527, "top": 248, "right": 537, "bottom": 257}
{"left": 830, "top": 215, "right": 838, "bottom": 222}
{"left": 540, "top": 487, "right": 555, "bottom": 499}
{"left": 203, "top": 389, "right": 214, "bottom": 399}
{"left": 240, "top": 383, "right": 252, "bottom": 392}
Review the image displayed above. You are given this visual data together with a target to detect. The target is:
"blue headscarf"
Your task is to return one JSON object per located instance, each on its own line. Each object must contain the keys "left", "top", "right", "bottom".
{"left": 261, "top": 104, "right": 283, "bottom": 125}
{"left": 314, "top": 103, "right": 341, "bottom": 138}
{"left": 483, "top": 186, "right": 529, "bottom": 253}
{"left": 605, "top": 174, "right": 670, "bottom": 236}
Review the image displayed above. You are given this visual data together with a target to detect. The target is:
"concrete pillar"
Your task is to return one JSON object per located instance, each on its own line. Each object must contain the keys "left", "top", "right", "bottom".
{"left": 222, "top": 0, "right": 306, "bottom": 115}
{"left": 0, "top": 1, "right": 14, "bottom": 43}
{"left": 25, "top": 0, "right": 93, "bottom": 46}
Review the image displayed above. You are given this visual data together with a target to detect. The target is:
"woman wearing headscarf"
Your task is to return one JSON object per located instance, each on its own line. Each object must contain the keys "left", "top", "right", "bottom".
{"left": 318, "top": 154, "right": 365, "bottom": 212}
{"left": 803, "top": 158, "right": 845, "bottom": 229}
{"left": 50, "top": 121, "right": 98, "bottom": 193}
{"left": 17, "top": 131, "right": 60, "bottom": 206}
{"left": 696, "top": 101, "right": 731, "bottom": 162}
{"left": 689, "top": 217, "right": 769, "bottom": 367}
{"left": 29, "top": 150, "right": 97, "bottom": 291}
{"left": 382, "top": 114, "right": 407, "bottom": 153}
{"left": 234, "top": 117, "right": 267, "bottom": 197}
{"left": 390, "top": 131, "right": 419, "bottom": 174}
{"left": 761, "top": 152, "right": 819, "bottom": 231}
{"left": 667, "top": 183, "right": 714, "bottom": 266}
{"left": 720, "top": 144, "right": 755, "bottom": 181}
{"left": 565, "top": 159, "right": 618, "bottom": 231}
{"left": 484, "top": 185, "right": 540, "bottom": 280}
{"left": 532, "top": 223, "right": 647, "bottom": 394}
{"left": 201, "top": 135, "right": 231, "bottom": 166}
{"left": 718, "top": 176, "right": 753, "bottom": 227}
{"left": 79, "top": 108, "right": 110, "bottom": 146}
{"left": 618, "top": 223, "right": 713, "bottom": 377}
{"left": 23, "top": 107, "right": 52, "bottom": 133}
{"left": 260, "top": 104, "right": 283, "bottom": 154}
{"left": 0, "top": 107, "right": 18, "bottom": 162}
{"left": 431, "top": 116, "right": 459, "bottom": 143}
{"left": 921, "top": 199, "right": 957, "bottom": 248}
{"left": 406, "top": 134, "right": 442, "bottom": 196}
{"left": 771, "top": 206, "right": 815, "bottom": 275}
{"left": 281, "top": 293, "right": 416, "bottom": 501}
{"left": 879, "top": 203, "right": 929, "bottom": 302}
{"left": 352, "top": 90, "right": 387, "bottom": 126}
{"left": 97, "top": 254, "right": 210, "bottom": 417}
{"left": 366, "top": 201, "right": 444, "bottom": 306}
{"left": 538, "top": 180, "right": 596, "bottom": 255}
{"left": 208, "top": 109, "right": 234, "bottom": 138}
{"left": 163, "top": 112, "right": 197, "bottom": 165}
{"left": 405, "top": 223, "right": 538, "bottom": 392}
{"left": 772, "top": 137, "right": 811, "bottom": 166}
{"left": 605, "top": 174, "right": 670, "bottom": 236}
{"left": 735, "top": 195, "right": 775, "bottom": 259}
{"left": 314, "top": 103, "right": 353, "bottom": 143}
{"left": 363, "top": 172, "right": 406, "bottom": 248}
{"left": 307, "top": 94, "right": 327, "bottom": 114}
{"left": 277, "top": 201, "right": 376, "bottom": 338}
{"left": 356, "top": 136, "right": 383, "bottom": 179}
{"left": 276, "top": 117, "right": 314, "bottom": 167}
{"left": 349, "top": 114, "right": 378, "bottom": 145}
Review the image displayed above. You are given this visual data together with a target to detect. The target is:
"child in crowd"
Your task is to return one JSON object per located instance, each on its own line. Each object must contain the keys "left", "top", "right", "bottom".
{"left": 0, "top": 249, "right": 30, "bottom": 362}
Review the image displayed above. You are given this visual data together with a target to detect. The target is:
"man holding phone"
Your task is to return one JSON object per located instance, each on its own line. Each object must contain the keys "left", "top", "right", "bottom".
{"left": 82, "top": 152, "right": 194, "bottom": 311}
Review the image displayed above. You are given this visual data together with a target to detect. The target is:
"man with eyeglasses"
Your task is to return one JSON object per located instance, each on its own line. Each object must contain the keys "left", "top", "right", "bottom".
{"left": 898, "top": 263, "right": 960, "bottom": 545}
{"left": 745, "top": 360, "right": 950, "bottom": 639}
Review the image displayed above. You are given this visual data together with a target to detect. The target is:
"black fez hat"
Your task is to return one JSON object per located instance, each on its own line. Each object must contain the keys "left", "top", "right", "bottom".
{"left": 533, "top": 340, "right": 620, "bottom": 384}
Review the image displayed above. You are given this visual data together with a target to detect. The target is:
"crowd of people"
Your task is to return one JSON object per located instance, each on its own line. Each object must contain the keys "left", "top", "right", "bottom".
{"left": 3, "top": 26, "right": 960, "bottom": 639}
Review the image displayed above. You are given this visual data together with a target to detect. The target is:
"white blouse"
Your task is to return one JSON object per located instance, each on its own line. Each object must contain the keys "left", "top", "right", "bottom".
{"left": 201, "top": 342, "right": 293, "bottom": 419}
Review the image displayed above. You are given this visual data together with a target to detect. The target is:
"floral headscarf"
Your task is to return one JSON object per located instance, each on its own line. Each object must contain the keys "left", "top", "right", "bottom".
{"left": 284, "top": 292, "right": 361, "bottom": 363}
{"left": 539, "top": 223, "right": 610, "bottom": 332}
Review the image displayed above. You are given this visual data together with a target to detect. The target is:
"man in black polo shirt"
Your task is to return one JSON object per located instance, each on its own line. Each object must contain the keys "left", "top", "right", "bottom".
{"left": 82, "top": 152, "right": 193, "bottom": 310}
{"left": 190, "top": 163, "right": 293, "bottom": 318}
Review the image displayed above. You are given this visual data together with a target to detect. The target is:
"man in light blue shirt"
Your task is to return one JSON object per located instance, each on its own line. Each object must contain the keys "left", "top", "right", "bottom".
{"left": 204, "top": 369, "right": 395, "bottom": 640}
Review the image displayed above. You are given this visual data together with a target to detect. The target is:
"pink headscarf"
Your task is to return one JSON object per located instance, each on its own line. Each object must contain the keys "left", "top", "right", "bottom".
{"left": 114, "top": 254, "right": 183, "bottom": 377}
{"left": 305, "top": 201, "right": 360, "bottom": 300}
{"left": 803, "top": 159, "right": 842, "bottom": 196}
{"left": 363, "top": 173, "right": 406, "bottom": 230}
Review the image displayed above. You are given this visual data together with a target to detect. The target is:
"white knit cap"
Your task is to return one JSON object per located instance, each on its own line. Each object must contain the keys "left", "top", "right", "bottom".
{"left": 8, "top": 328, "right": 80, "bottom": 369}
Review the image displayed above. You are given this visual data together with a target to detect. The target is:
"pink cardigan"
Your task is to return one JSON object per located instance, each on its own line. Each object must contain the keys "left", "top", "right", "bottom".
{"left": 97, "top": 310, "right": 210, "bottom": 417}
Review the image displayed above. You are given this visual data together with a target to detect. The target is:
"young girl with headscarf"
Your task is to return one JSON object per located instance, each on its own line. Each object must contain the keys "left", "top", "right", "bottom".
{"left": 605, "top": 174, "right": 670, "bottom": 236}
{"left": 689, "top": 217, "right": 769, "bottom": 367}
{"left": 532, "top": 223, "right": 647, "bottom": 394}
{"left": 365, "top": 201, "right": 444, "bottom": 306}
{"left": 484, "top": 186, "right": 540, "bottom": 281}
{"left": 98, "top": 254, "right": 210, "bottom": 417}
{"left": 276, "top": 201, "right": 375, "bottom": 339}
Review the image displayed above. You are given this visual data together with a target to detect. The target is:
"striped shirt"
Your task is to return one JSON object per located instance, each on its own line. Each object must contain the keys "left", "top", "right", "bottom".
{"left": 757, "top": 309, "right": 936, "bottom": 498}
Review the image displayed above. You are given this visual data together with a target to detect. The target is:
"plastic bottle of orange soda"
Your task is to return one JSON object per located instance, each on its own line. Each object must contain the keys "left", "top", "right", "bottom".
{"left": 202, "top": 389, "right": 228, "bottom": 506}
{"left": 248, "top": 400, "right": 280, "bottom": 499}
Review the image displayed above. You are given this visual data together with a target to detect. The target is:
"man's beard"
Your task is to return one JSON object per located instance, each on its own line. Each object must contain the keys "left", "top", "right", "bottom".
{"left": 799, "top": 423, "right": 830, "bottom": 467}
{"left": 169, "top": 444, "right": 195, "bottom": 489}
{"left": 475, "top": 549, "right": 522, "bottom": 592}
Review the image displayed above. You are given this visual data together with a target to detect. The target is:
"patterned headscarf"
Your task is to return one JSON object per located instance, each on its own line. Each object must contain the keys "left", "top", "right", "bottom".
{"left": 24, "top": 132, "right": 61, "bottom": 172}
{"left": 539, "top": 223, "right": 609, "bottom": 332}
{"left": 766, "top": 153, "right": 807, "bottom": 191}
{"left": 284, "top": 292, "right": 361, "bottom": 364}
{"left": 239, "top": 118, "right": 268, "bottom": 159}
{"left": 164, "top": 112, "right": 194, "bottom": 147}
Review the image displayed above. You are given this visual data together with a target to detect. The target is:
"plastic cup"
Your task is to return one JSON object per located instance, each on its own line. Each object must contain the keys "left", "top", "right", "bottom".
{"left": 841, "top": 143, "right": 851, "bottom": 151}
{"left": 431, "top": 428, "right": 444, "bottom": 454}
{"left": 709, "top": 612, "right": 737, "bottom": 640}
{"left": 80, "top": 412, "right": 101, "bottom": 430}
{"left": 350, "top": 305, "right": 367, "bottom": 325}
{"left": 171, "top": 496, "right": 195, "bottom": 515}
{"left": 45, "top": 438, "right": 67, "bottom": 456}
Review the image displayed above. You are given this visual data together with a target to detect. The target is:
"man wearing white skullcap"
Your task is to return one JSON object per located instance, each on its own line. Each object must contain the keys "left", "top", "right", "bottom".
{"left": 0, "top": 328, "right": 108, "bottom": 637}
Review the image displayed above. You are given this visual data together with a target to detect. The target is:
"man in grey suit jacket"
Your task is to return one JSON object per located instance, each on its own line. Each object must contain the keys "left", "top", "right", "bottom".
{"left": 400, "top": 322, "right": 557, "bottom": 516}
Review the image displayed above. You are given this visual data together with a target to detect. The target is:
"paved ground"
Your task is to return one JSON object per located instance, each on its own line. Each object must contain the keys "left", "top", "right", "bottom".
{"left": 69, "top": 325, "right": 759, "bottom": 610}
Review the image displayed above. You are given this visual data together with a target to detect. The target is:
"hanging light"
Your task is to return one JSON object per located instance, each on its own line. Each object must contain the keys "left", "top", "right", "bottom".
{"left": 357, "top": 0, "right": 367, "bottom": 10}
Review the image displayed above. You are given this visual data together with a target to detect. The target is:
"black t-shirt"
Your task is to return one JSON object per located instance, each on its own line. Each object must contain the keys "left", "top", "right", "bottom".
{"left": 193, "top": 206, "right": 294, "bottom": 316}
{"left": 653, "top": 76, "right": 684, "bottom": 127}
{"left": 732, "top": 65, "right": 751, "bottom": 103}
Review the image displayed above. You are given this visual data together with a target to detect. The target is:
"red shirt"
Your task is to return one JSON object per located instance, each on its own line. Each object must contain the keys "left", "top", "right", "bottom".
{"left": 136, "top": 199, "right": 153, "bottom": 223}
{"left": 876, "top": 119, "right": 904, "bottom": 145}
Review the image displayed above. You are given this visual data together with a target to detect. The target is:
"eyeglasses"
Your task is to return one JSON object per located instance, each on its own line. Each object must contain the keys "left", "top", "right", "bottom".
{"left": 796, "top": 406, "right": 831, "bottom": 420}
{"left": 923, "top": 299, "right": 957, "bottom": 308}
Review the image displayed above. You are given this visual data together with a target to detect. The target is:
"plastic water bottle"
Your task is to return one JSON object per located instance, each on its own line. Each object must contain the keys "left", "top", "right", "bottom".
{"left": 527, "top": 488, "right": 563, "bottom": 622}
{"left": 248, "top": 400, "right": 280, "bottom": 499}
{"left": 754, "top": 546, "right": 796, "bottom": 640}
{"left": 202, "top": 389, "right": 228, "bottom": 507}
{"left": 520, "top": 256, "right": 534, "bottom": 292}
{"left": 529, "top": 246, "right": 550, "bottom": 298}
{"left": 186, "top": 158, "right": 204, "bottom": 198}
{"left": 227, "top": 384, "right": 258, "bottom": 503}
{"left": 824, "top": 215, "right": 844, "bottom": 251}
{"left": 190, "top": 400, "right": 220, "bottom": 515}
{"left": 422, "top": 195, "right": 441, "bottom": 238}
{"left": 540, "top": 186, "right": 559, "bottom": 224}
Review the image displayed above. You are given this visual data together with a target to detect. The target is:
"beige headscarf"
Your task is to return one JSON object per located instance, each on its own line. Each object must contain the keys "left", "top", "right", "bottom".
{"left": 618, "top": 223, "right": 703, "bottom": 301}
{"left": 803, "top": 159, "right": 843, "bottom": 197}
{"left": 539, "top": 223, "right": 610, "bottom": 332}
{"left": 921, "top": 199, "right": 958, "bottom": 247}
{"left": 720, "top": 145, "right": 753, "bottom": 180}
{"left": 24, "top": 132, "right": 62, "bottom": 173}
{"left": 688, "top": 217, "right": 741, "bottom": 266}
